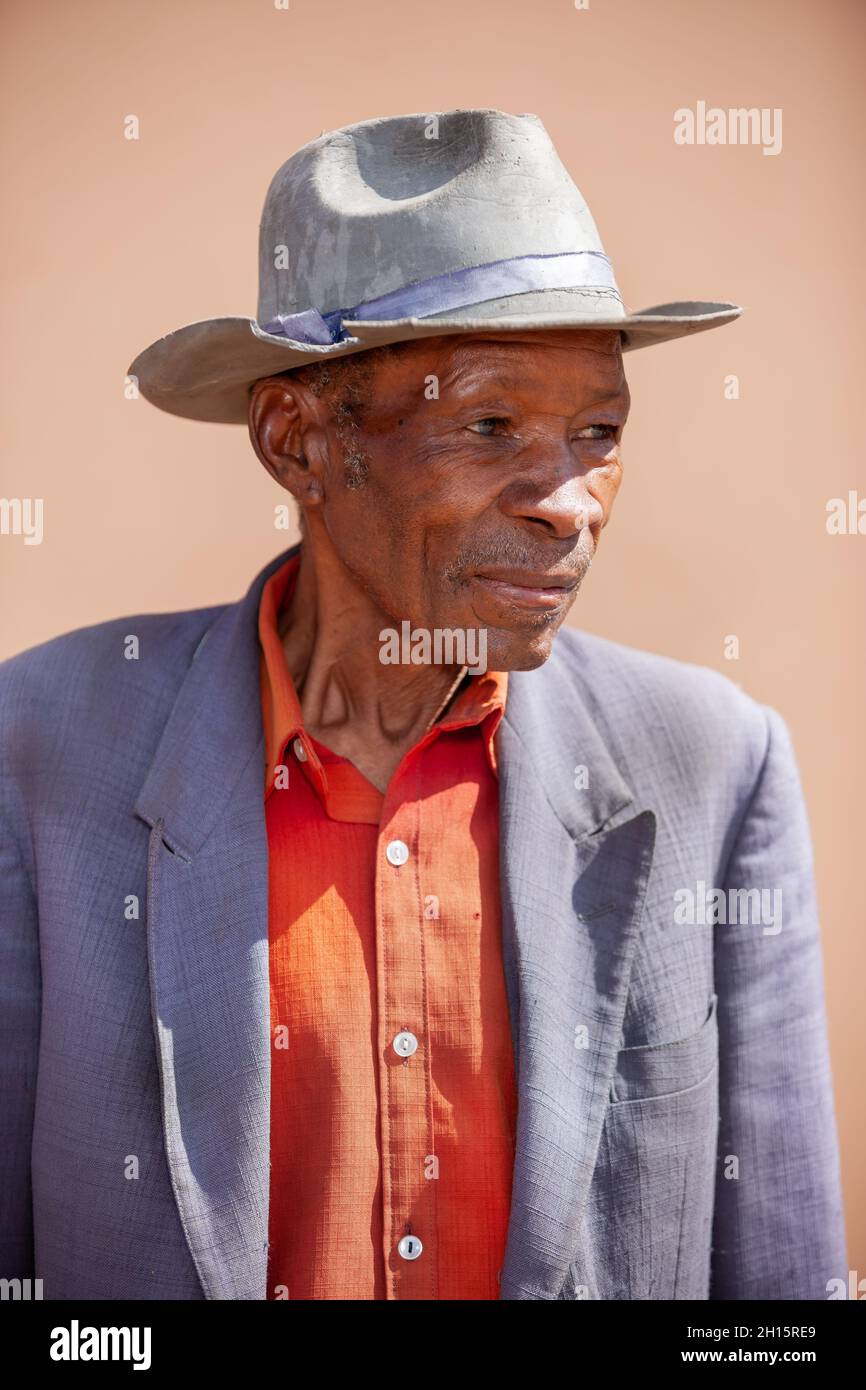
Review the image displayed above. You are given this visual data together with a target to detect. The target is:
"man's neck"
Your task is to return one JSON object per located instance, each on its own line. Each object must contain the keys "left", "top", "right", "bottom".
{"left": 279, "top": 535, "right": 467, "bottom": 792}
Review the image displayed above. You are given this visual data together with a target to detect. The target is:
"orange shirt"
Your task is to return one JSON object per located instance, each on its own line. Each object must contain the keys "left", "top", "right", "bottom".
{"left": 259, "top": 551, "right": 517, "bottom": 1300}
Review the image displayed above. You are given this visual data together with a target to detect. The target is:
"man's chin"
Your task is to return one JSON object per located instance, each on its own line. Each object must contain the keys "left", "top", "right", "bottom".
{"left": 483, "top": 620, "right": 564, "bottom": 673}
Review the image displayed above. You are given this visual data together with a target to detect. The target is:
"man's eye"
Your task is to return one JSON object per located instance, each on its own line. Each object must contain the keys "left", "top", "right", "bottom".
{"left": 576, "top": 424, "right": 618, "bottom": 440}
{"left": 468, "top": 416, "right": 509, "bottom": 435}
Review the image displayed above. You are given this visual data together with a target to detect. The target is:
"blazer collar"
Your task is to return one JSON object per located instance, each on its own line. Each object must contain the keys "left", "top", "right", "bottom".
{"left": 135, "top": 544, "right": 298, "bottom": 860}
{"left": 500, "top": 636, "right": 636, "bottom": 843}
{"left": 135, "top": 538, "right": 633, "bottom": 858}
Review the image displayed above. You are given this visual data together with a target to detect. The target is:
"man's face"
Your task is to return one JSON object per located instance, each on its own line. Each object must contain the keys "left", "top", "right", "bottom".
{"left": 282, "top": 328, "right": 628, "bottom": 671}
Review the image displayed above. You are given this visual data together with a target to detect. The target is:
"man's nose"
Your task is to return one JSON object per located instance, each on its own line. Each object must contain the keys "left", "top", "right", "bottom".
{"left": 499, "top": 454, "right": 611, "bottom": 539}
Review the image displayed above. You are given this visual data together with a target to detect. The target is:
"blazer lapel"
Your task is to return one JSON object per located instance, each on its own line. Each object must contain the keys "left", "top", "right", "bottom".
{"left": 497, "top": 644, "right": 657, "bottom": 1299}
{"left": 134, "top": 545, "right": 298, "bottom": 1300}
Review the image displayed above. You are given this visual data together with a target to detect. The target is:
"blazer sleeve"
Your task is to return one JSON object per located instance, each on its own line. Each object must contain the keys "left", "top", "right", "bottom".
{"left": 0, "top": 776, "right": 41, "bottom": 1279}
{"left": 710, "top": 703, "right": 848, "bottom": 1298}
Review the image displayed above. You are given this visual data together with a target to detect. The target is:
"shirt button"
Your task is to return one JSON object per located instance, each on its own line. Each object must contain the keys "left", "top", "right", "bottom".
{"left": 292, "top": 737, "right": 307, "bottom": 763}
{"left": 393, "top": 1030, "right": 418, "bottom": 1058}
{"left": 397, "top": 1235, "right": 423, "bottom": 1261}
{"left": 385, "top": 839, "right": 409, "bottom": 866}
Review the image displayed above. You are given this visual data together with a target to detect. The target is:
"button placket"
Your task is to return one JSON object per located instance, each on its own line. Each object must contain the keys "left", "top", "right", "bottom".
{"left": 376, "top": 800, "right": 435, "bottom": 1297}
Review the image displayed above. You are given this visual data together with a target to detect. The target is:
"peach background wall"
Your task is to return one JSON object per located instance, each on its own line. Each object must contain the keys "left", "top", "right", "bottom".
{"left": 2, "top": 0, "right": 864, "bottom": 1280}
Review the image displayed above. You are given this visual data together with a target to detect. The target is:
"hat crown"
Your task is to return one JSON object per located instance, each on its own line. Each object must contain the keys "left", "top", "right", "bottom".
{"left": 256, "top": 109, "right": 608, "bottom": 324}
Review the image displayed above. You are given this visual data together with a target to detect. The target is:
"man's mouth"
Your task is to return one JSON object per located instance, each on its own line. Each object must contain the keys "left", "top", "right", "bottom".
{"left": 472, "top": 568, "right": 579, "bottom": 610}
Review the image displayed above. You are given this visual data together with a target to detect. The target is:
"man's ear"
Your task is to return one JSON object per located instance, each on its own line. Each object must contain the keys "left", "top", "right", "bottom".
{"left": 247, "top": 375, "right": 327, "bottom": 510}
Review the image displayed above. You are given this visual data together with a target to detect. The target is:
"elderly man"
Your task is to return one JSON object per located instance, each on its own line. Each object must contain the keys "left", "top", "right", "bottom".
{"left": 0, "top": 109, "right": 846, "bottom": 1301}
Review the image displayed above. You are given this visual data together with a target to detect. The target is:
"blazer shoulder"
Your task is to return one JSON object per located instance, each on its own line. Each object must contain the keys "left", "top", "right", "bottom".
{"left": 0, "top": 602, "right": 226, "bottom": 771}
{"left": 553, "top": 626, "right": 775, "bottom": 786}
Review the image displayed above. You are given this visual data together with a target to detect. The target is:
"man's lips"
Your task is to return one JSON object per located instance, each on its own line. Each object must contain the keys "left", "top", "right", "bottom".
{"left": 472, "top": 568, "right": 579, "bottom": 609}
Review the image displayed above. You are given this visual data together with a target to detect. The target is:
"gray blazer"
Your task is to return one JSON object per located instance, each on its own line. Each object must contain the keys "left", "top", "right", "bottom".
{"left": 0, "top": 544, "right": 847, "bottom": 1300}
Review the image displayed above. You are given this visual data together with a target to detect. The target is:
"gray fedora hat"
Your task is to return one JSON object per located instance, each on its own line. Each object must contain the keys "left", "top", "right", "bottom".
{"left": 128, "top": 108, "right": 743, "bottom": 425}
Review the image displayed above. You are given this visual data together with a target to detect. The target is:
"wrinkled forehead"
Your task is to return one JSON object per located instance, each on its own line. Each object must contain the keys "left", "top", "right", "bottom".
{"left": 383, "top": 328, "right": 627, "bottom": 410}
{"left": 439, "top": 327, "right": 623, "bottom": 375}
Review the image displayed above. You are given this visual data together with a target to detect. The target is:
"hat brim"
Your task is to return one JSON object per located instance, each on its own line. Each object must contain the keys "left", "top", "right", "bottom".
{"left": 127, "top": 300, "right": 743, "bottom": 425}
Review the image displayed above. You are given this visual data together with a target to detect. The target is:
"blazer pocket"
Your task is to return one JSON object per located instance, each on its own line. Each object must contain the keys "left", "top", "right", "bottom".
{"left": 609, "top": 992, "right": 718, "bottom": 1103}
